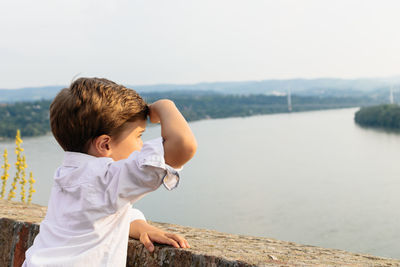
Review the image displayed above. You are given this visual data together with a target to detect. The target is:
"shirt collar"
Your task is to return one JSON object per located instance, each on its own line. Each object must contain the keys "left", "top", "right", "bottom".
{"left": 62, "top": 151, "right": 98, "bottom": 167}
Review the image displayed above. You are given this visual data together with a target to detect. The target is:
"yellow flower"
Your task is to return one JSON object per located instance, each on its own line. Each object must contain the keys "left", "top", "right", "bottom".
{"left": 4, "top": 130, "right": 36, "bottom": 203}
{"left": 28, "top": 172, "right": 35, "bottom": 204}
{"left": 0, "top": 149, "right": 10, "bottom": 199}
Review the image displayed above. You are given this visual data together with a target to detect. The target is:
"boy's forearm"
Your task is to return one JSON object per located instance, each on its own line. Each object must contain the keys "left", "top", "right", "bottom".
{"left": 150, "top": 100, "right": 197, "bottom": 168}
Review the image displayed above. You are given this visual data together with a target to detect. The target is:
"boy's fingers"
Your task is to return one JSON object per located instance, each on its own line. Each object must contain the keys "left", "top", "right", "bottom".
{"left": 163, "top": 237, "right": 180, "bottom": 248}
{"left": 185, "top": 240, "right": 191, "bottom": 249}
{"left": 165, "top": 233, "right": 188, "bottom": 248}
{"left": 179, "top": 240, "right": 187, "bottom": 248}
{"left": 152, "top": 233, "right": 180, "bottom": 248}
{"left": 148, "top": 105, "right": 160, "bottom": 123}
{"left": 177, "top": 238, "right": 187, "bottom": 248}
{"left": 140, "top": 233, "right": 154, "bottom": 252}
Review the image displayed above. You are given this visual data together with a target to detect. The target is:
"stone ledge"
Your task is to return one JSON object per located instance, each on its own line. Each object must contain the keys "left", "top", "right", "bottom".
{"left": 1, "top": 199, "right": 400, "bottom": 266}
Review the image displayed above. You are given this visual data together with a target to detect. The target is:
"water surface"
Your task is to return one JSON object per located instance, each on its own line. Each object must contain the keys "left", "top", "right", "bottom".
{"left": 1, "top": 108, "right": 399, "bottom": 259}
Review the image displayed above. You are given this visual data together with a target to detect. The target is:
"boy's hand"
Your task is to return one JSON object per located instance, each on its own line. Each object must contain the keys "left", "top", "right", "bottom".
{"left": 130, "top": 219, "right": 190, "bottom": 252}
{"left": 140, "top": 230, "right": 190, "bottom": 252}
{"left": 148, "top": 103, "right": 160, "bottom": 123}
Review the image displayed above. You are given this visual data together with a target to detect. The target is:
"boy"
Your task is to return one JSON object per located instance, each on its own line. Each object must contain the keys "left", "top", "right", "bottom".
{"left": 23, "top": 78, "right": 197, "bottom": 266}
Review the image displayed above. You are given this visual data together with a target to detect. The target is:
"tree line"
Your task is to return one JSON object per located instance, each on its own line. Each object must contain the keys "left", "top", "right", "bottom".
{"left": 0, "top": 100, "right": 51, "bottom": 139}
{"left": 355, "top": 104, "right": 400, "bottom": 129}
{"left": 0, "top": 93, "right": 376, "bottom": 139}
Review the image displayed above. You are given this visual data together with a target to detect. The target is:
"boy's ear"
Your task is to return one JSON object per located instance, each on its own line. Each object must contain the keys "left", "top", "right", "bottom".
{"left": 92, "top": 135, "right": 112, "bottom": 157}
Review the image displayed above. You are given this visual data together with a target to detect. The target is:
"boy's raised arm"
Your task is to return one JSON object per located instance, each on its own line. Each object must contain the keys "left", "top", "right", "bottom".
{"left": 148, "top": 99, "right": 197, "bottom": 169}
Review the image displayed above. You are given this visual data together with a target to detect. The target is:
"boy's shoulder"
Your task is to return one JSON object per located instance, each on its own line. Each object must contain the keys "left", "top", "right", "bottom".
{"left": 55, "top": 152, "right": 113, "bottom": 187}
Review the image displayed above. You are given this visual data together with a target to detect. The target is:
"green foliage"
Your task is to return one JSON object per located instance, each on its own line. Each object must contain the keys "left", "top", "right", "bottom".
{"left": 0, "top": 93, "right": 376, "bottom": 139}
{"left": 143, "top": 93, "right": 374, "bottom": 122}
{"left": 355, "top": 104, "right": 400, "bottom": 129}
{"left": 0, "top": 100, "right": 51, "bottom": 139}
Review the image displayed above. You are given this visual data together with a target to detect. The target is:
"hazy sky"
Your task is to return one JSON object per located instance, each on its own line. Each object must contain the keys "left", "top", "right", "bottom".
{"left": 1, "top": 0, "right": 400, "bottom": 88}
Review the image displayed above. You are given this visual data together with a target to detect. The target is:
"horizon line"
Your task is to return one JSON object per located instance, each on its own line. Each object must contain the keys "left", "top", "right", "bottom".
{"left": 2, "top": 75, "right": 400, "bottom": 90}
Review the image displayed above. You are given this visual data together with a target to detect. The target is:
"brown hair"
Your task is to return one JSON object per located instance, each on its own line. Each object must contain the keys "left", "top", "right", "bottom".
{"left": 50, "top": 77, "right": 149, "bottom": 153}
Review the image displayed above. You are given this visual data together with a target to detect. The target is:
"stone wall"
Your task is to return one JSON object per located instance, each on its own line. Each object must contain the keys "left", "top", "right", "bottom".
{"left": 1, "top": 199, "right": 400, "bottom": 266}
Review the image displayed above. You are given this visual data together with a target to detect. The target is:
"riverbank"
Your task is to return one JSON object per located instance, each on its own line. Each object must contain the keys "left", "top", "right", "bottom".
{"left": 0, "top": 92, "right": 374, "bottom": 139}
{"left": 1, "top": 199, "right": 400, "bottom": 266}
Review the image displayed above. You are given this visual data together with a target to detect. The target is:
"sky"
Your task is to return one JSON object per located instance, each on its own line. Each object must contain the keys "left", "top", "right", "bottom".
{"left": 1, "top": 0, "right": 400, "bottom": 88}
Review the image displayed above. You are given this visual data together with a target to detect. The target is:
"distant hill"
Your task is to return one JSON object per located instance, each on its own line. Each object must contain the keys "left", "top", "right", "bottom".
{"left": 134, "top": 77, "right": 395, "bottom": 94}
{"left": 1, "top": 77, "right": 400, "bottom": 102}
{"left": 134, "top": 77, "right": 400, "bottom": 99}
{"left": 0, "top": 86, "right": 63, "bottom": 102}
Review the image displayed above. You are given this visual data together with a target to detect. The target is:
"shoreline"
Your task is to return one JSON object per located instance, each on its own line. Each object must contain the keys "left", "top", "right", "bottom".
{"left": 0, "top": 106, "right": 362, "bottom": 142}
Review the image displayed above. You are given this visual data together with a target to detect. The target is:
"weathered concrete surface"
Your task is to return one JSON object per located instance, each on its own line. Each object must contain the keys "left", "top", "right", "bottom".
{"left": 1, "top": 199, "right": 400, "bottom": 266}
{"left": 0, "top": 218, "right": 40, "bottom": 267}
{"left": 0, "top": 199, "right": 46, "bottom": 224}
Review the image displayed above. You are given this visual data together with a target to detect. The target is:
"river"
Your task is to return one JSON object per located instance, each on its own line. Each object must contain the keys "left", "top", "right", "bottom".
{"left": 1, "top": 108, "right": 400, "bottom": 259}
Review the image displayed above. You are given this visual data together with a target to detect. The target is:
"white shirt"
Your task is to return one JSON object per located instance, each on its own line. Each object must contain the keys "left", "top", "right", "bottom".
{"left": 23, "top": 137, "right": 180, "bottom": 267}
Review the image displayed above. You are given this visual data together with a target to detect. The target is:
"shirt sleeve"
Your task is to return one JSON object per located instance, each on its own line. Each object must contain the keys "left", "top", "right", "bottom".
{"left": 130, "top": 208, "right": 146, "bottom": 222}
{"left": 105, "top": 137, "right": 181, "bottom": 209}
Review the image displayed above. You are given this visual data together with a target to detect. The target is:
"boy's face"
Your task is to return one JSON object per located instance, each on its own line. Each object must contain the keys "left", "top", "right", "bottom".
{"left": 109, "top": 119, "right": 147, "bottom": 161}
